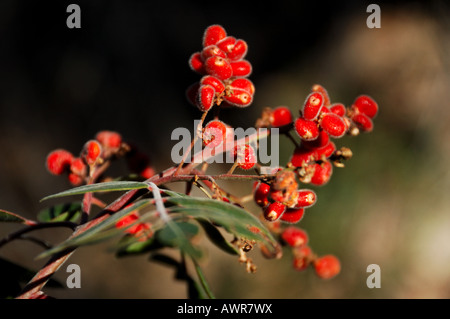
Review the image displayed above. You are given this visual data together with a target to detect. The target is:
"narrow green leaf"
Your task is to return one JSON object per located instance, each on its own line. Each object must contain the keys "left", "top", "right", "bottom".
{"left": 40, "top": 181, "right": 149, "bottom": 202}
{"left": 196, "top": 219, "right": 239, "bottom": 255}
{"left": 38, "top": 202, "right": 82, "bottom": 223}
{"left": 156, "top": 221, "right": 203, "bottom": 260}
{"left": 0, "top": 209, "right": 29, "bottom": 224}
{"left": 36, "top": 200, "right": 152, "bottom": 259}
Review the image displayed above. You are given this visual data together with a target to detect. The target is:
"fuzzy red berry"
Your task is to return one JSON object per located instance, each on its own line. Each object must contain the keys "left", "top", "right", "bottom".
{"left": 229, "top": 78, "right": 255, "bottom": 95}
{"left": 203, "top": 25, "right": 227, "bottom": 47}
{"left": 294, "top": 118, "right": 319, "bottom": 141}
{"left": 290, "top": 146, "right": 315, "bottom": 167}
{"left": 352, "top": 95, "right": 378, "bottom": 119}
{"left": 46, "top": 149, "right": 74, "bottom": 175}
{"left": 189, "top": 52, "right": 205, "bottom": 74}
{"left": 224, "top": 88, "right": 253, "bottom": 107}
{"left": 196, "top": 84, "right": 216, "bottom": 112}
{"left": 281, "top": 226, "right": 309, "bottom": 247}
{"left": 68, "top": 173, "right": 83, "bottom": 186}
{"left": 253, "top": 182, "right": 271, "bottom": 207}
{"left": 320, "top": 113, "right": 347, "bottom": 138}
{"left": 293, "top": 245, "right": 313, "bottom": 271}
{"left": 314, "top": 255, "right": 341, "bottom": 279}
{"left": 302, "top": 92, "right": 324, "bottom": 121}
{"left": 203, "top": 120, "right": 227, "bottom": 148}
{"left": 329, "top": 103, "right": 346, "bottom": 117}
{"left": 82, "top": 140, "right": 102, "bottom": 166}
{"left": 70, "top": 157, "right": 86, "bottom": 176}
{"left": 310, "top": 161, "right": 333, "bottom": 186}
{"left": 205, "top": 56, "right": 233, "bottom": 81}
{"left": 264, "top": 202, "right": 286, "bottom": 221}
{"left": 311, "top": 84, "right": 331, "bottom": 107}
{"left": 140, "top": 166, "right": 155, "bottom": 179}
{"left": 201, "top": 45, "right": 227, "bottom": 60}
{"left": 226, "top": 39, "right": 248, "bottom": 61}
{"left": 314, "top": 141, "right": 336, "bottom": 161}
{"left": 200, "top": 75, "right": 225, "bottom": 95}
{"left": 233, "top": 144, "right": 256, "bottom": 170}
{"left": 230, "top": 60, "right": 252, "bottom": 77}
{"left": 280, "top": 207, "right": 305, "bottom": 223}
{"left": 216, "top": 36, "right": 236, "bottom": 54}
{"left": 96, "top": 130, "right": 122, "bottom": 149}
{"left": 295, "top": 189, "right": 317, "bottom": 208}
{"left": 270, "top": 106, "right": 293, "bottom": 128}
{"left": 351, "top": 113, "right": 374, "bottom": 132}
{"left": 303, "top": 130, "right": 330, "bottom": 149}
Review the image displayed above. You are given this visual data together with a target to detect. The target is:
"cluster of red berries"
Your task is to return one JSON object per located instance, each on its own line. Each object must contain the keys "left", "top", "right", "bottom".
{"left": 254, "top": 169, "right": 317, "bottom": 224}
{"left": 45, "top": 131, "right": 155, "bottom": 185}
{"left": 115, "top": 206, "right": 153, "bottom": 242}
{"left": 187, "top": 25, "right": 255, "bottom": 112}
{"left": 281, "top": 226, "right": 340, "bottom": 279}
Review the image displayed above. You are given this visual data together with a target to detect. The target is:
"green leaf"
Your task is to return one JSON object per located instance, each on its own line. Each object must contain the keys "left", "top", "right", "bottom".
{"left": 115, "top": 235, "right": 157, "bottom": 257}
{"left": 0, "top": 209, "right": 29, "bottom": 224}
{"left": 166, "top": 196, "right": 278, "bottom": 253}
{"left": 40, "top": 181, "right": 149, "bottom": 202}
{"left": 197, "top": 219, "right": 239, "bottom": 255}
{"left": 38, "top": 202, "right": 82, "bottom": 223}
{"left": 36, "top": 200, "right": 152, "bottom": 259}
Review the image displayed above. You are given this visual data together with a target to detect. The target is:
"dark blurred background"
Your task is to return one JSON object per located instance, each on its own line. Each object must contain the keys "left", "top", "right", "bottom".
{"left": 1, "top": 0, "right": 450, "bottom": 298}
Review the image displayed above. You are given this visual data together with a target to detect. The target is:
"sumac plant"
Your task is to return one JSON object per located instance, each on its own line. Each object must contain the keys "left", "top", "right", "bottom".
{"left": 0, "top": 24, "right": 378, "bottom": 299}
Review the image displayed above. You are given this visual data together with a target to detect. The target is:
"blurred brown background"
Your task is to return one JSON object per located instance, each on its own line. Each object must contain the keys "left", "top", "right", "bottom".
{"left": 1, "top": 0, "right": 450, "bottom": 298}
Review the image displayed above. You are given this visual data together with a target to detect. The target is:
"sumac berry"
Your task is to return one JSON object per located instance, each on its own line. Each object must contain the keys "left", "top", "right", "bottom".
{"left": 70, "top": 157, "right": 86, "bottom": 177}
{"left": 314, "top": 141, "right": 336, "bottom": 161}
{"left": 351, "top": 113, "right": 374, "bottom": 132}
{"left": 352, "top": 95, "right": 378, "bottom": 119}
{"left": 200, "top": 75, "right": 225, "bottom": 94}
{"left": 68, "top": 173, "right": 83, "bottom": 186}
{"left": 233, "top": 144, "right": 256, "bottom": 170}
{"left": 302, "top": 92, "right": 324, "bottom": 121}
{"left": 203, "top": 120, "right": 227, "bottom": 148}
{"left": 264, "top": 202, "right": 286, "bottom": 221}
{"left": 189, "top": 52, "right": 205, "bottom": 74}
{"left": 230, "top": 60, "right": 252, "bottom": 77}
{"left": 140, "top": 166, "right": 155, "bottom": 179}
{"left": 280, "top": 207, "right": 305, "bottom": 224}
{"left": 224, "top": 88, "right": 252, "bottom": 107}
{"left": 229, "top": 78, "right": 255, "bottom": 95}
{"left": 216, "top": 36, "right": 237, "bottom": 55}
{"left": 203, "top": 24, "right": 227, "bottom": 47}
{"left": 311, "top": 84, "right": 331, "bottom": 107}
{"left": 294, "top": 118, "right": 320, "bottom": 141}
{"left": 196, "top": 84, "right": 216, "bottom": 112}
{"left": 205, "top": 56, "right": 233, "bottom": 81}
{"left": 270, "top": 106, "right": 293, "bottom": 128}
{"left": 320, "top": 113, "right": 347, "bottom": 138}
{"left": 82, "top": 140, "right": 102, "bottom": 165}
{"left": 226, "top": 39, "right": 248, "bottom": 61}
{"left": 329, "top": 103, "right": 346, "bottom": 117}
{"left": 295, "top": 189, "right": 317, "bottom": 208}
{"left": 201, "top": 45, "right": 227, "bottom": 60}
{"left": 46, "top": 149, "right": 74, "bottom": 175}
{"left": 303, "top": 130, "right": 330, "bottom": 149}
{"left": 310, "top": 161, "right": 333, "bottom": 186}
{"left": 290, "top": 146, "right": 315, "bottom": 167}
{"left": 96, "top": 130, "right": 122, "bottom": 149}
{"left": 281, "top": 226, "right": 309, "bottom": 247}
{"left": 293, "top": 245, "right": 313, "bottom": 271}
{"left": 314, "top": 255, "right": 341, "bottom": 279}
{"left": 253, "top": 182, "right": 271, "bottom": 207}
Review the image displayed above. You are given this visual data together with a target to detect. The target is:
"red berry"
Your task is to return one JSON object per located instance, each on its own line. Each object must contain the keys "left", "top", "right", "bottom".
{"left": 280, "top": 207, "right": 305, "bottom": 223}
{"left": 310, "top": 161, "right": 333, "bottom": 186}
{"left": 227, "top": 39, "right": 248, "bottom": 61}
{"left": 186, "top": 82, "right": 200, "bottom": 106}
{"left": 205, "top": 56, "right": 233, "bottom": 81}
{"left": 216, "top": 36, "right": 237, "bottom": 54}
{"left": 233, "top": 144, "right": 256, "bottom": 170}
{"left": 311, "top": 84, "right": 331, "bottom": 107}
{"left": 352, "top": 95, "right": 378, "bottom": 119}
{"left": 351, "top": 113, "right": 374, "bottom": 132}
{"left": 196, "top": 84, "right": 216, "bottom": 112}
{"left": 289, "top": 146, "right": 315, "bottom": 167}
{"left": 314, "top": 255, "right": 341, "bottom": 279}
{"left": 302, "top": 92, "right": 324, "bottom": 121}
{"left": 329, "top": 103, "right": 346, "bottom": 117}
{"left": 303, "top": 130, "right": 330, "bottom": 149}
{"left": 293, "top": 245, "right": 313, "bottom": 271}
{"left": 294, "top": 118, "right": 320, "bottom": 141}
{"left": 116, "top": 211, "right": 140, "bottom": 234}
{"left": 314, "top": 141, "right": 336, "bottom": 161}
{"left": 201, "top": 45, "right": 227, "bottom": 60}
{"left": 140, "top": 166, "right": 155, "bottom": 179}
{"left": 203, "top": 120, "right": 227, "bottom": 148}
{"left": 224, "top": 88, "right": 253, "bottom": 107}
{"left": 295, "top": 189, "right": 317, "bottom": 208}
{"left": 203, "top": 25, "right": 227, "bottom": 47}
{"left": 200, "top": 75, "right": 225, "bottom": 94}
{"left": 70, "top": 157, "right": 86, "bottom": 176}
{"left": 253, "top": 182, "right": 271, "bottom": 207}
{"left": 46, "top": 149, "right": 74, "bottom": 175}
{"left": 264, "top": 202, "right": 286, "bottom": 221}
{"left": 281, "top": 226, "right": 309, "bottom": 247}
{"left": 270, "top": 106, "right": 293, "bottom": 128}
{"left": 320, "top": 113, "right": 347, "bottom": 138}
{"left": 68, "top": 173, "right": 83, "bottom": 186}
{"left": 83, "top": 140, "right": 102, "bottom": 165}
{"left": 230, "top": 60, "right": 252, "bottom": 77}
{"left": 229, "top": 78, "right": 255, "bottom": 95}
{"left": 189, "top": 52, "right": 205, "bottom": 74}
{"left": 96, "top": 131, "right": 122, "bottom": 149}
